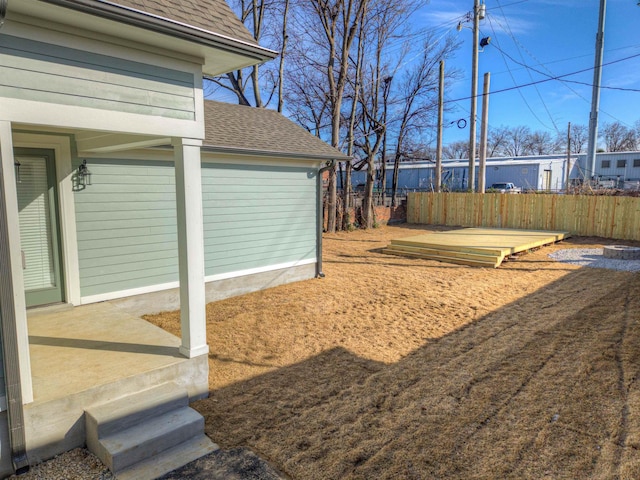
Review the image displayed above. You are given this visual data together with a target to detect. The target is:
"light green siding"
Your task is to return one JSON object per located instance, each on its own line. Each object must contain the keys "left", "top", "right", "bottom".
{"left": 75, "top": 158, "right": 317, "bottom": 299}
{"left": 202, "top": 163, "right": 317, "bottom": 276}
{"left": 0, "top": 35, "right": 195, "bottom": 120}
{"left": 74, "top": 159, "right": 179, "bottom": 298}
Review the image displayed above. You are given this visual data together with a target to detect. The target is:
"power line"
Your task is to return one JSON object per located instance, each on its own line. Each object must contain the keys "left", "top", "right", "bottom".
{"left": 445, "top": 51, "right": 640, "bottom": 104}
{"left": 491, "top": 45, "right": 640, "bottom": 93}
{"left": 490, "top": 42, "right": 640, "bottom": 128}
{"left": 486, "top": 0, "right": 530, "bottom": 10}
{"left": 490, "top": 5, "right": 560, "bottom": 133}
{"left": 491, "top": 43, "right": 640, "bottom": 76}
{"left": 486, "top": 14, "right": 556, "bottom": 132}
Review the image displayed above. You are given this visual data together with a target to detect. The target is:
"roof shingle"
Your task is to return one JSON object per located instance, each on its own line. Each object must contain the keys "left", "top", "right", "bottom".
{"left": 109, "top": 0, "right": 257, "bottom": 45}
{"left": 203, "top": 101, "right": 349, "bottom": 160}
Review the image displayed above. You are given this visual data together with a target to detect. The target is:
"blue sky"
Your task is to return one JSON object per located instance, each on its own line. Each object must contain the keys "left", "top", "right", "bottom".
{"left": 421, "top": 0, "right": 640, "bottom": 146}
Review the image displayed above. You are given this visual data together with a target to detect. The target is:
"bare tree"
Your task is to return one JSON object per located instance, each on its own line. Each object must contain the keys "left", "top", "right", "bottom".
{"left": 502, "top": 125, "right": 531, "bottom": 157}
{"left": 443, "top": 140, "right": 469, "bottom": 159}
{"left": 568, "top": 123, "right": 588, "bottom": 154}
{"left": 277, "top": 0, "right": 290, "bottom": 113}
{"left": 206, "top": 0, "right": 286, "bottom": 107}
{"left": 602, "top": 121, "right": 636, "bottom": 152}
{"left": 486, "top": 126, "right": 509, "bottom": 157}
{"left": 351, "top": 0, "right": 419, "bottom": 222}
{"left": 526, "top": 130, "right": 560, "bottom": 155}
{"left": 355, "top": 66, "right": 386, "bottom": 228}
{"left": 285, "top": 56, "right": 331, "bottom": 137}
{"left": 341, "top": 18, "right": 366, "bottom": 230}
{"left": 389, "top": 34, "right": 458, "bottom": 206}
{"left": 305, "top": 0, "right": 369, "bottom": 233}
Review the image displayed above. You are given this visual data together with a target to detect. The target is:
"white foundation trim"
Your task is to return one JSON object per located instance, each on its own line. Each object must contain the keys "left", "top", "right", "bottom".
{"left": 79, "top": 259, "right": 317, "bottom": 305}
{"left": 204, "top": 258, "right": 316, "bottom": 283}
{"left": 81, "top": 281, "right": 180, "bottom": 305}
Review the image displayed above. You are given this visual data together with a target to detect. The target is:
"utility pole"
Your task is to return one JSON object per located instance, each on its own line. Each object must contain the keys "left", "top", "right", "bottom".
{"left": 566, "top": 122, "right": 571, "bottom": 193}
{"left": 436, "top": 60, "right": 444, "bottom": 193}
{"left": 478, "top": 72, "right": 490, "bottom": 194}
{"left": 468, "top": 0, "right": 480, "bottom": 192}
{"left": 586, "top": 0, "right": 606, "bottom": 181}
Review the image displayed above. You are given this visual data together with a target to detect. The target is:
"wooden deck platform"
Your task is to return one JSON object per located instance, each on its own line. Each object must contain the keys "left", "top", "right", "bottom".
{"left": 382, "top": 228, "right": 570, "bottom": 268}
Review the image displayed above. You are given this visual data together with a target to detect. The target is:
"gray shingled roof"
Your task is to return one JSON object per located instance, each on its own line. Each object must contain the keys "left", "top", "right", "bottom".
{"left": 109, "top": 0, "right": 257, "bottom": 45}
{"left": 203, "top": 101, "right": 349, "bottom": 160}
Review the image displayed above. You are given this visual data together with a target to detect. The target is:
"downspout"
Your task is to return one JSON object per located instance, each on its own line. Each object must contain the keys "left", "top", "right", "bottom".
{"left": 316, "top": 160, "right": 336, "bottom": 278}
{"left": 0, "top": 0, "right": 8, "bottom": 28}
{"left": 0, "top": 145, "right": 30, "bottom": 475}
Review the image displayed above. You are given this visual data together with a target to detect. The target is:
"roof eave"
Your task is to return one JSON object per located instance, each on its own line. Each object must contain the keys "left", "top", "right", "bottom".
{"left": 201, "top": 145, "right": 351, "bottom": 162}
{"left": 39, "top": 0, "right": 278, "bottom": 62}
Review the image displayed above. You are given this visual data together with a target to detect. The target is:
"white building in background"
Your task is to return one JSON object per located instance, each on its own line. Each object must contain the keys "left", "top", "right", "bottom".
{"left": 350, "top": 151, "right": 640, "bottom": 192}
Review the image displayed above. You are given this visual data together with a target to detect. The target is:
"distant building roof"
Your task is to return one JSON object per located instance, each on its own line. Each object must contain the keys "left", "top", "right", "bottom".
{"left": 203, "top": 101, "right": 350, "bottom": 161}
{"left": 110, "top": 0, "right": 257, "bottom": 45}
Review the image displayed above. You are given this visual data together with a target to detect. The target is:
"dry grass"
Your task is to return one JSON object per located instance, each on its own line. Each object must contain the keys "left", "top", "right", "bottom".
{"left": 146, "top": 225, "right": 640, "bottom": 479}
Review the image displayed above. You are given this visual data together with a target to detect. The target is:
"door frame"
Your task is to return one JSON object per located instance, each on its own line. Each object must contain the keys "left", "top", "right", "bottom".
{"left": 15, "top": 148, "right": 65, "bottom": 307}
{"left": 12, "top": 132, "right": 81, "bottom": 306}
{"left": 543, "top": 169, "right": 552, "bottom": 192}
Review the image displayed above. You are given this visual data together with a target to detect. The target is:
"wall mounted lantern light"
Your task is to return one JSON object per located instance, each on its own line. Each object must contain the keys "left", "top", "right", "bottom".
{"left": 77, "top": 159, "right": 92, "bottom": 187}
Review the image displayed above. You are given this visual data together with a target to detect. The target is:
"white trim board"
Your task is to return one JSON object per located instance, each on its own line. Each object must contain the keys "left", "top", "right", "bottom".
{"left": 0, "top": 98, "right": 204, "bottom": 139}
{"left": 12, "top": 133, "right": 82, "bottom": 306}
{"left": 205, "top": 258, "right": 315, "bottom": 283}
{"left": 80, "top": 258, "right": 317, "bottom": 305}
{"left": 201, "top": 152, "right": 323, "bottom": 169}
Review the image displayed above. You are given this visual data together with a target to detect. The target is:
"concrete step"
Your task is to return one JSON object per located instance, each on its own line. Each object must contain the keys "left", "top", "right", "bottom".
{"left": 86, "top": 382, "right": 187, "bottom": 441}
{"left": 100, "top": 406, "right": 204, "bottom": 472}
{"left": 85, "top": 382, "right": 214, "bottom": 478}
{"left": 116, "top": 434, "right": 218, "bottom": 480}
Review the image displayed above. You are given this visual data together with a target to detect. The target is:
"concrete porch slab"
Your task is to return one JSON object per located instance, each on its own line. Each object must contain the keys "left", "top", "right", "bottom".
{"left": 24, "top": 301, "right": 209, "bottom": 464}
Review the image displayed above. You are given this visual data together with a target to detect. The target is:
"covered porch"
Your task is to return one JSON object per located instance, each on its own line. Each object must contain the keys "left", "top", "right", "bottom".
{"left": 0, "top": 120, "right": 212, "bottom": 470}
{"left": 24, "top": 299, "right": 209, "bottom": 463}
{"left": 0, "top": 122, "right": 209, "bottom": 401}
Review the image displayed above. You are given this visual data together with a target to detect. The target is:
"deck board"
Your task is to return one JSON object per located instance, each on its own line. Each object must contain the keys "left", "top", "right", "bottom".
{"left": 383, "top": 228, "right": 570, "bottom": 267}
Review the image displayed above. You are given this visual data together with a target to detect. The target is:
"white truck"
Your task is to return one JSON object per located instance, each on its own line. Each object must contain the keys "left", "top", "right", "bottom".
{"left": 490, "top": 182, "right": 522, "bottom": 194}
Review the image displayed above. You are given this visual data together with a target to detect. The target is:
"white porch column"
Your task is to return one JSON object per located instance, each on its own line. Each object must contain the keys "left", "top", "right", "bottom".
{"left": 173, "top": 138, "right": 208, "bottom": 358}
{"left": 0, "top": 121, "right": 34, "bottom": 403}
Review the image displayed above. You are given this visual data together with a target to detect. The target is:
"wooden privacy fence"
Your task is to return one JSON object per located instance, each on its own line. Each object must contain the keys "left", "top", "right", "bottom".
{"left": 408, "top": 192, "right": 640, "bottom": 241}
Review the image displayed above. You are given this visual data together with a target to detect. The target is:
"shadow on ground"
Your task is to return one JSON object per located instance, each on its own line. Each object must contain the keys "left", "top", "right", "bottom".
{"left": 158, "top": 447, "right": 286, "bottom": 480}
{"left": 193, "top": 268, "right": 640, "bottom": 479}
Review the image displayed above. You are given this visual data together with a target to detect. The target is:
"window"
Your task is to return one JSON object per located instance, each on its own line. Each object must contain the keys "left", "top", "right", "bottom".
{"left": 634, "top": 159, "right": 640, "bottom": 168}
{"left": 601, "top": 160, "right": 610, "bottom": 168}
{"left": 617, "top": 160, "right": 626, "bottom": 168}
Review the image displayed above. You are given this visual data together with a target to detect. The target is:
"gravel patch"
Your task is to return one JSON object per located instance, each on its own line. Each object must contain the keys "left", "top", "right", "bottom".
{"left": 6, "top": 448, "right": 113, "bottom": 480}
{"left": 6, "top": 447, "right": 284, "bottom": 480}
{"left": 549, "top": 248, "right": 640, "bottom": 272}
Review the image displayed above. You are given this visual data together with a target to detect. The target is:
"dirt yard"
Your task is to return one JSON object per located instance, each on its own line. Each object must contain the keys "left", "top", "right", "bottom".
{"left": 146, "top": 224, "right": 640, "bottom": 479}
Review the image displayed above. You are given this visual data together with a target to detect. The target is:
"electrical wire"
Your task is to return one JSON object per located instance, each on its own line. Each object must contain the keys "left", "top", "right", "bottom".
{"left": 488, "top": 4, "right": 560, "bottom": 135}
{"left": 485, "top": 17, "right": 554, "bottom": 131}
{"left": 492, "top": 43, "right": 640, "bottom": 76}
{"left": 445, "top": 51, "right": 640, "bottom": 105}
{"left": 490, "top": 42, "right": 640, "bottom": 127}
{"left": 490, "top": 44, "right": 640, "bottom": 94}
{"left": 484, "top": 6, "right": 639, "bottom": 127}
{"left": 486, "top": 0, "right": 530, "bottom": 10}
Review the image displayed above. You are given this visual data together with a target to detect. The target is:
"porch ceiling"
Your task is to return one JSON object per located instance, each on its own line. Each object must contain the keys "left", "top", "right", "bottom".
{"left": 13, "top": 125, "right": 171, "bottom": 153}
{"left": 74, "top": 132, "right": 172, "bottom": 154}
